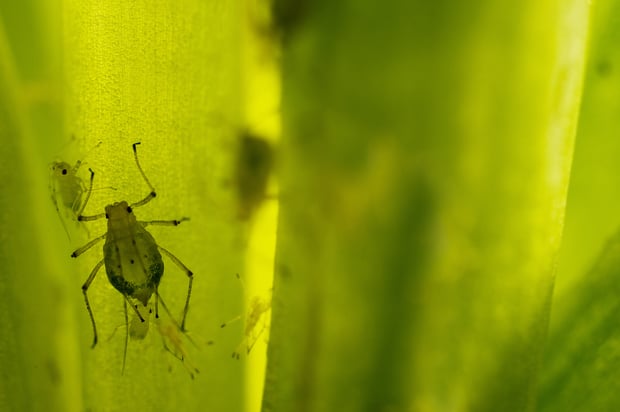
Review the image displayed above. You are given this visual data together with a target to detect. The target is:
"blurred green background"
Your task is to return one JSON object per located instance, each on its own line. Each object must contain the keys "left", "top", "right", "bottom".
{"left": 2, "top": 0, "right": 618, "bottom": 411}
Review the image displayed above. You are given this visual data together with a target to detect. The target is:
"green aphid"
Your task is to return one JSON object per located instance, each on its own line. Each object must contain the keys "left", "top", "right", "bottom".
{"left": 70, "top": 143, "right": 194, "bottom": 362}
{"left": 50, "top": 159, "right": 86, "bottom": 219}
{"left": 50, "top": 141, "right": 114, "bottom": 239}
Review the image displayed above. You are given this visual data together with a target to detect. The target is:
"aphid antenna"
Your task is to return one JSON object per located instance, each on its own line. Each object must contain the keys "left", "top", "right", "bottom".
{"left": 53, "top": 140, "right": 103, "bottom": 174}
{"left": 81, "top": 140, "right": 103, "bottom": 163}
{"left": 219, "top": 273, "right": 248, "bottom": 332}
{"left": 130, "top": 142, "right": 157, "bottom": 209}
{"left": 77, "top": 142, "right": 156, "bottom": 221}
{"left": 235, "top": 272, "right": 248, "bottom": 292}
{"left": 220, "top": 314, "right": 242, "bottom": 328}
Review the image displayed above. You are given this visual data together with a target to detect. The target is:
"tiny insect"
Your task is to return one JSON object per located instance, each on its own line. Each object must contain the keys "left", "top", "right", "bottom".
{"left": 50, "top": 141, "right": 107, "bottom": 238}
{"left": 121, "top": 294, "right": 199, "bottom": 378}
{"left": 70, "top": 142, "right": 194, "bottom": 365}
{"left": 155, "top": 298, "right": 200, "bottom": 379}
{"left": 221, "top": 273, "right": 272, "bottom": 359}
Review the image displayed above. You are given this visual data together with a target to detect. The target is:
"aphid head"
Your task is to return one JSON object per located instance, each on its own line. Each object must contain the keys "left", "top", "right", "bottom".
{"left": 50, "top": 161, "right": 72, "bottom": 177}
{"left": 105, "top": 201, "right": 135, "bottom": 221}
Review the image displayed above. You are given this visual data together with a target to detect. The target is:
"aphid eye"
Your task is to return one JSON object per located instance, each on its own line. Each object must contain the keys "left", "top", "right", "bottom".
{"left": 105, "top": 213, "right": 109, "bottom": 219}
{"left": 62, "top": 169, "right": 68, "bottom": 175}
{"left": 127, "top": 206, "right": 132, "bottom": 213}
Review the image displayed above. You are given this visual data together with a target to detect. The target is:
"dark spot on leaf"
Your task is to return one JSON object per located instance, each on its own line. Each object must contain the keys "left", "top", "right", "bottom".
{"left": 597, "top": 60, "right": 612, "bottom": 77}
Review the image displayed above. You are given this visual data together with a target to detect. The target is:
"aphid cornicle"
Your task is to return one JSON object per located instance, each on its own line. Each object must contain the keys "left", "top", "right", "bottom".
{"left": 70, "top": 143, "right": 194, "bottom": 357}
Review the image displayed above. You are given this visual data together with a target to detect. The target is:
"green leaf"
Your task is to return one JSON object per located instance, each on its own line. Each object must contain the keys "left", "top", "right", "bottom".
{"left": 539, "top": 231, "right": 620, "bottom": 411}
{"left": 538, "top": 0, "right": 620, "bottom": 410}
{"left": 62, "top": 1, "right": 245, "bottom": 410}
{"left": 0, "top": 1, "right": 249, "bottom": 411}
{"left": 263, "top": 1, "right": 589, "bottom": 411}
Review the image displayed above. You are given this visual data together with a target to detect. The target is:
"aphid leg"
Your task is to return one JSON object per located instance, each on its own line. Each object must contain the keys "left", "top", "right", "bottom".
{"left": 122, "top": 299, "right": 129, "bottom": 375}
{"left": 130, "top": 142, "right": 157, "bottom": 209}
{"left": 82, "top": 259, "right": 105, "bottom": 348}
{"left": 246, "top": 319, "right": 268, "bottom": 354}
{"left": 158, "top": 246, "right": 194, "bottom": 331}
{"left": 220, "top": 315, "right": 242, "bottom": 328}
{"left": 76, "top": 168, "right": 93, "bottom": 218}
{"left": 71, "top": 233, "right": 106, "bottom": 258}
{"left": 157, "top": 291, "right": 170, "bottom": 319}
{"left": 77, "top": 168, "right": 106, "bottom": 221}
{"left": 138, "top": 218, "right": 189, "bottom": 227}
{"left": 232, "top": 340, "right": 245, "bottom": 360}
{"left": 220, "top": 314, "right": 243, "bottom": 359}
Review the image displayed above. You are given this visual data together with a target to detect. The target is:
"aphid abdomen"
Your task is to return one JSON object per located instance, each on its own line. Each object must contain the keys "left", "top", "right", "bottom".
{"left": 103, "top": 228, "right": 164, "bottom": 306}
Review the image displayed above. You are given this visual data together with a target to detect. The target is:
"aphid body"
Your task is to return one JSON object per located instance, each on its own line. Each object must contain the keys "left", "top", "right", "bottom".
{"left": 104, "top": 201, "right": 163, "bottom": 306}
{"left": 50, "top": 160, "right": 85, "bottom": 216}
{"left": 71, "top": 142, "right": 193, "bottom": 353}
{"left": 50, "top": 142, "right": 115, "bottom": 239}
{"left": 156, "top": 316, "right": 200, "bottom": 379}
{"left": 237, "top": 295, "right": 271, "bottom": 358}
{"left": 221, "top": 274, "right": 272, "bottom": 359}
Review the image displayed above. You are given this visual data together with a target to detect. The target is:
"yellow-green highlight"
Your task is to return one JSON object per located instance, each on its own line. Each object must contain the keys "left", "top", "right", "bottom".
{"left": 0, "top": 0, "right": 267, "bottom": 410}
{"left": 240, "top": 0, "right": 280, "bottom": 410}
{"left": 264, "top": 1, "right": 590, "bottom": 411}
{"left": 61, "top": 0, "right": 247, "bottom": 410}
{"left": 539, "top": 0, "right": 620, "bottom": 410}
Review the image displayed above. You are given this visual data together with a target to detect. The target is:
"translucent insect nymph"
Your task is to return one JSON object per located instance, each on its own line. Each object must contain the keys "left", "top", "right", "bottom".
{"left": 50, "top": 159, "right": 85, "bottom": 218}
{"left": 71, "top": 142, "right": 193, "bottom": 349}
{"left": 221, "top": 274, "right": 272, "bottom": 359}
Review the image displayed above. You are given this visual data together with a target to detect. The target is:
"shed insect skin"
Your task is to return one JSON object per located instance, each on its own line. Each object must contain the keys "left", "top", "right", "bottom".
{"left": 156, "top": 295, "right": 200, "bottom": 379}
{"left": 118, "top": 294, "right": 199, "bottom": 378}
{"left": 220, "top": 274, "right": 272, "bottom": 359}
{"left": 70, "top": 142, "right": 194, "bottom": 350}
